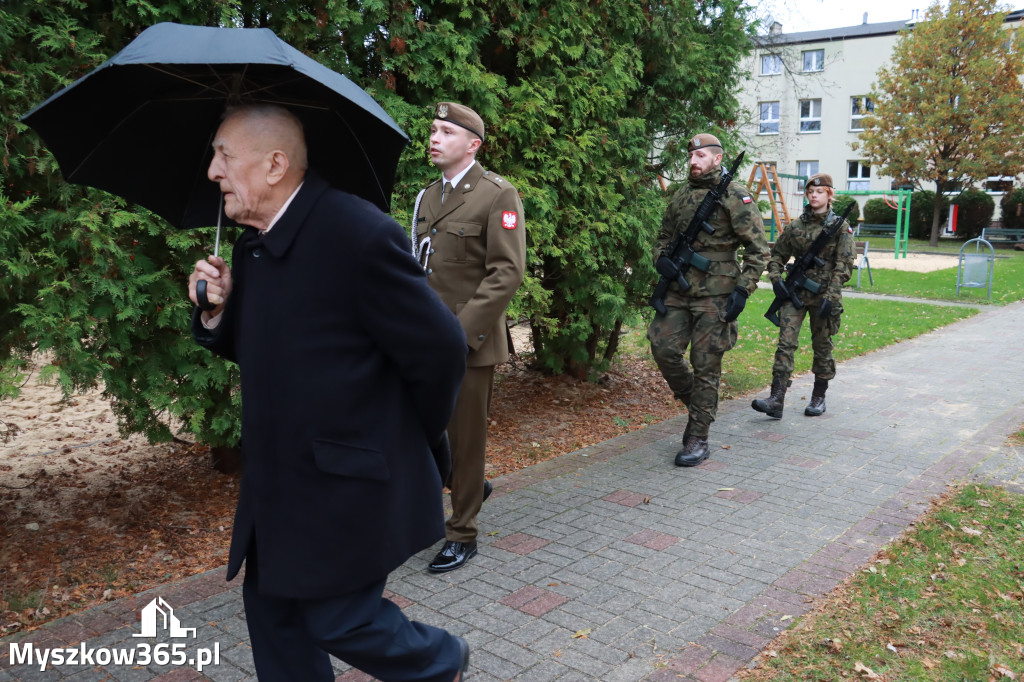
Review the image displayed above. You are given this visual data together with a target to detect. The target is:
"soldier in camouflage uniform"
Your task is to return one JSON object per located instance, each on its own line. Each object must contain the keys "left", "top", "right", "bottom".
{"left": 648, "top": 134, "right": 770, "bottom": 467}
{"left": 752, "top": 173, "right": 856, "bottom": 419}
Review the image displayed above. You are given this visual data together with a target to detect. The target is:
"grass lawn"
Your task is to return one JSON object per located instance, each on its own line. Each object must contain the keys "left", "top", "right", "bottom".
{"left": 621, "top": 297, "right": 977, "bottom": 399}
{"left": 739, "top": 483, "right": 1024, "bottom": 681}
{"left": 851, "top": 240, "right": 1024, "bottom": 305}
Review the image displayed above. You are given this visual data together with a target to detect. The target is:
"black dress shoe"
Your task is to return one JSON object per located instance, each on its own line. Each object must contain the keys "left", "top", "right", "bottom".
{"left": 454, "top": 635, "right": 470, "bottom": 680}
{"left": 483, "top": 479, "right": 493, "bottom": 502}
{"left": 428, "top": 540, "right": 478, "bottom": 573}
{"left": 674, "top": 435, "right": 710, "bottom": 467}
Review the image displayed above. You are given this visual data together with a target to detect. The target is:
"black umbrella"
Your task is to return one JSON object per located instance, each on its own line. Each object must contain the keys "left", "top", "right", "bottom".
{"left": 21, "top": 21, "right": 409, "bottom": 229}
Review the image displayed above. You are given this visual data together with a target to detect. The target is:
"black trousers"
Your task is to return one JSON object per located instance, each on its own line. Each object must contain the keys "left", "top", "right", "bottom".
{"left": 242, "top": 555, "right": 460, "bottom": 681}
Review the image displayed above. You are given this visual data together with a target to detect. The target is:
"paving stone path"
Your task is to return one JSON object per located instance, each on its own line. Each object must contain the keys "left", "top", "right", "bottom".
{"left": 3, "top": 299, "right": 1022, "bottom": 682}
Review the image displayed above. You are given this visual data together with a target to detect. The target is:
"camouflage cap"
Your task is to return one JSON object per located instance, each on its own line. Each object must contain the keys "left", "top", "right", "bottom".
{"left": 806, "top": 173, "right": 834, "bottom": 189}
{"left": 434, "top": 102, "right": 485, "bottom": 141}
{"left": 687, "top": 133, "right": 723, "bottom": 153}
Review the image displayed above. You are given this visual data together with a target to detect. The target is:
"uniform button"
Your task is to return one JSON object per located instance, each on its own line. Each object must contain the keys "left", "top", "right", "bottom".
{"left": 431, "top": 228, "right": 437, "bottom": 235}
{"left": 426, "top": 268, "right": 433, "bottom": 275}
{"left": 458, "top": 229, "right": 464, "bottom": 235}
{"left": 477, "top": 334, "right": 485, "bottom": 341}
{"left": 252, "top": 248, "right": 262, "bottom": 258}
{"left": 428, "top": 248, "right": 435, "bottom": 255}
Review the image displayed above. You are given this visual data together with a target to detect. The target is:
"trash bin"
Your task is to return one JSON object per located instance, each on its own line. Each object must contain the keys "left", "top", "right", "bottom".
{"left": 956, "top": 237, "right": 994, "bottom": 299}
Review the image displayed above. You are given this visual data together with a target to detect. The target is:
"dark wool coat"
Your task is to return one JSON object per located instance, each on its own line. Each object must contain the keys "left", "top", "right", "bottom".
{"left": 192, "top": 172, "right": 467, "bottom": 599}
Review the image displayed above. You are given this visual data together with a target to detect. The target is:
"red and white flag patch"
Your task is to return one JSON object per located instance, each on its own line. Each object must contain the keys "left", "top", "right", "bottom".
{"left": 502, "top": 211, "right": 518, "bottom": 230}
{"left": 742, "top": 196, "right": 753, "bottom": 204}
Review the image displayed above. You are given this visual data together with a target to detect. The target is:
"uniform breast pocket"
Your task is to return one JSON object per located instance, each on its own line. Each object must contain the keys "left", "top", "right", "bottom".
{"left": 445, "top": 222, "right": 483, "bottom": 262}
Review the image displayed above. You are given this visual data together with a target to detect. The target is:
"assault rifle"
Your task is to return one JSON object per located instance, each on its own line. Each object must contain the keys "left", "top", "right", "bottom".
{"left": 763, "top": 201, "right": 855, "bottom": 327}
{"left": 649, "top": 151, "right": 745, "bottom": 316}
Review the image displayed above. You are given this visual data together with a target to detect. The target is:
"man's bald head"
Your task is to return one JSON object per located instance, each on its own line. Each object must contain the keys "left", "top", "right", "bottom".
{"left": 221, "top": 104, "right": 309, "bottom": 174}
{"left": 208, "top": 104, "right": 309, "bottom": 230}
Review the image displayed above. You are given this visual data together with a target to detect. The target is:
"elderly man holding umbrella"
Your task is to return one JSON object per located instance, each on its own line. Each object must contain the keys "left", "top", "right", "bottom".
{"left": 24, "top": 23, "right": 471, "bottom": 682}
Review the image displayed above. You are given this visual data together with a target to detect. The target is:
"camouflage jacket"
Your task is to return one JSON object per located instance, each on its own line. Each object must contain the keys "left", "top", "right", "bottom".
{"left": 768, "top": 206, "right": 856, "bottom": 303}
{"left": 654, "top": 168, "right": 770, "bottom": 297}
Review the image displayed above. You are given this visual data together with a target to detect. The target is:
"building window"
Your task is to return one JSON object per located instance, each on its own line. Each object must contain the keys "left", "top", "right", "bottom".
{"left": 848, "top": 161, "right": 871, "bottom": 191}
{"left": 850, "top": 96, "right": 874, "bottom": 130}
{"left": 759, "top": 101, "right": 780, "bottom": 134}
{"left": 797, "top": 161, "right": 819, "bottom": 191}
{"left": 985, "top": 176, "right": 1014, "bottom": 193}
{"left": 799, "top": 99, "right": 822, "bottom": 133}
{"left": 761, "top": 54, "right": 782, "bottom": 75}
{"left": 802, "top": 49, "right": 824, "bottom": 72}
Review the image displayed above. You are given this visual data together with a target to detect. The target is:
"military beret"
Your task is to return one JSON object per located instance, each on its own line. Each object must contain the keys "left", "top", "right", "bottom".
{"left": 687, "top": 133, "right": 723, "bottom": 153}
{"left": 434, "top": 102, "right": 485, "bottom": 141}
{"left": 806, "top": 173, "right": 834, "bottom": 189}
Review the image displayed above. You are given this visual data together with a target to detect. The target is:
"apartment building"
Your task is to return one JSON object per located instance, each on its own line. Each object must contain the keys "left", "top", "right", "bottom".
{"left": 736, "top": 9, "right": 1023, "bottom": 212}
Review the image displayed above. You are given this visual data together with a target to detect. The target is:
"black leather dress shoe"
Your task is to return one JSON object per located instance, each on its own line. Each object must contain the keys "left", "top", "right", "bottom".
{"left": 483, "top": 479, "right": 493, "bottom": 502}
{"left": 454, "top": 635, "right": 470, "bottom": 680}
{"left": 428, "top": 540, "right": 478, "bottom": 573}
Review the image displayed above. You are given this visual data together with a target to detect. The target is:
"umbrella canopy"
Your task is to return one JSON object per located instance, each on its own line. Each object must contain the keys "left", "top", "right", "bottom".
{"left": 22, "top": 22, "right": 409, "bottom": 227}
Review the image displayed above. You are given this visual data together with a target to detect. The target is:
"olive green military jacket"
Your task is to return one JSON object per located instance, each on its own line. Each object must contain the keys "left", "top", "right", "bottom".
{"left": 416, "top": 161, "right": 526, "bottom": 368}
{"left": 654, "top": 169, "right": 770, "bottom": 297}
{"left": 767, "top": 206, "right": 856, "bottom": 303}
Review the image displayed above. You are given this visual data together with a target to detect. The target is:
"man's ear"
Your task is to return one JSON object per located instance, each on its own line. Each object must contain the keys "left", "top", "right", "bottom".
{"left": 266, "top": 150, "right": 291, "bottom": 186}
{"left": 467, "top": 137, "right": 482, "bottom": 155}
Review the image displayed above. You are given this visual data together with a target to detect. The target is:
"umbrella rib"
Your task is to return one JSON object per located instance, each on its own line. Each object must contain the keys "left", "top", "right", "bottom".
{"left": 332, "top": 110, "right": 389, "bottom": 208}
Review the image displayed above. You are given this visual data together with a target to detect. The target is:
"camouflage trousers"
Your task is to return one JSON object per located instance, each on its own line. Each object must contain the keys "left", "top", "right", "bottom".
{"left": 647, "top": 293, "right": 738, "bottom": 438}
{"left": 772, "top": 297, "right": 842, "bottom": 383}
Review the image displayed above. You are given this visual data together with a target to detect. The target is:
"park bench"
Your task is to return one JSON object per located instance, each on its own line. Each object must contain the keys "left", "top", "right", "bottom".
{"left": 856, "top": 223, "right": 897, "bottom": 237}
{"left": 980, "top": 227, "right": 1024, "bottom": 244}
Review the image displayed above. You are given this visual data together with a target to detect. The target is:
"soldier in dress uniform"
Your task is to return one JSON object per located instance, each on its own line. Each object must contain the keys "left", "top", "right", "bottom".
{"left": 414, "top": 102, "right": 527, "bottom": 573}
{"left": 751, "top": 172, "right": 855, "bottom": 418}
{"left": 648, "top": 133, "right": 770, "bottom": 467}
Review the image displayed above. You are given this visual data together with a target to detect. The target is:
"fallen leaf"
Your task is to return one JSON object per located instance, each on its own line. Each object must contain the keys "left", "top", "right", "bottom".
{"left": 854, "top": 661, "right": 882, "bottom": 679}
{"left": 571, "top": 628, "right": 592, "bottom": 639}
{"left": 718, "top": 487, "right": 735, "bottom": 491}
{"left": 643, "top": 496, "right": 650, "bottom": 504}
{"left": 547, "top": 583, "right": 559, "bottom": 587}
{"left": 991, "top": 663, "right": 1016, "bottom": 679}
{"left": 887, "top": 642, "right": 898, "bottom": 654}
{"left": 779, "top": 614, "right": 792, "bottom": 622}
{"left": 922, "top": 658, "right": 937, "bottom": 669}
{"left": 961, "top": 526, "right": 982, "bottom": 536}
{"left": 720, "top": 444, "right": 731, "bottom": 449}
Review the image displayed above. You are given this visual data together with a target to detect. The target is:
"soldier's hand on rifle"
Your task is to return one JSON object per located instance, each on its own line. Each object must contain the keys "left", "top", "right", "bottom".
{"left": 771, "top": 278, "right": 788, "bottom": 299}
{"left": 818, "top": 297, "right": 833, "bottom": 318}
{"left": 656, "top": 255, "right": 678, "bottom": 280}
{"left": 723, "top": 286, "right": 749, "bottom": 323}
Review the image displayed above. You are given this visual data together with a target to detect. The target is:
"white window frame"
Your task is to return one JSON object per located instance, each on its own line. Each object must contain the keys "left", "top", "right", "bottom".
{"left": 847, "top": 161, "right": 871, "bottom": 191}
{"left": 850, "top": 96, "right": 874, "bottom": 130}
{"left": 761, "top": 54, "right": 782, "bottom": 76}
{"left": 797, "top": 161, "right": 819, "bottom": 191}
{"left": 984, "top": 175, "right": 1014, "bottom": 194}
{"left": 758, "top": 101, "right": 780, "bottom": 135}
{"left": 802, "top": 49, "right": 824, "bottom": 72}
{"left": 799, "top": 99, "right": 821, "bottom": 133}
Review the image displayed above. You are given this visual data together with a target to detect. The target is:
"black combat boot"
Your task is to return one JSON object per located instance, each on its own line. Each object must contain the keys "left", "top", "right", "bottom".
{"left": 674, "top": 434, "right": 710, "bottom": 467}
{"left": 751, "top": 378, "right": 789, "bottom": 419}
{"left": 805, "top": 378, "right": 829, "bottom": 416}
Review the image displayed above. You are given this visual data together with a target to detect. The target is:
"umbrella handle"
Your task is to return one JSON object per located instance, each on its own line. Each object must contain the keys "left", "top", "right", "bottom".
{"left": 195, "top": 280, "right": 216, "bottom": 311}
{"left": 194, "top": 195, "right": 224, "bottom": 312}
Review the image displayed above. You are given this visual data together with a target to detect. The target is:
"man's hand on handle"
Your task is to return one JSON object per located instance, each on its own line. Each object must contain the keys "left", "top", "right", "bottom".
{"left": 189, "top": 256, "right": 233, "bottom": 320}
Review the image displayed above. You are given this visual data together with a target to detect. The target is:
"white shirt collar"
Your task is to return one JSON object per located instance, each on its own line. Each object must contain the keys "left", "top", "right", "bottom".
{"left": 260, "top": 182, "right": 304, "bottom": 235}
{"left": 442, "top": 161, "right": 475, "bottom": 193}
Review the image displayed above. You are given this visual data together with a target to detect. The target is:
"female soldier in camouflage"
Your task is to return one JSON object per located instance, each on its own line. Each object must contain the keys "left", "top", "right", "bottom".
{"left": 751, "top": 173, "right": 856, "bottom": 419}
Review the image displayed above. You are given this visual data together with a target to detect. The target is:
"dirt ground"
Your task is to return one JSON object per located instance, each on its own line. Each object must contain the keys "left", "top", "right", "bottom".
{"left": 0, "top": 340, "right": 680, "bottom": 634}
{"left": 867, "top": 252, "right": 959, "bottom": 273}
